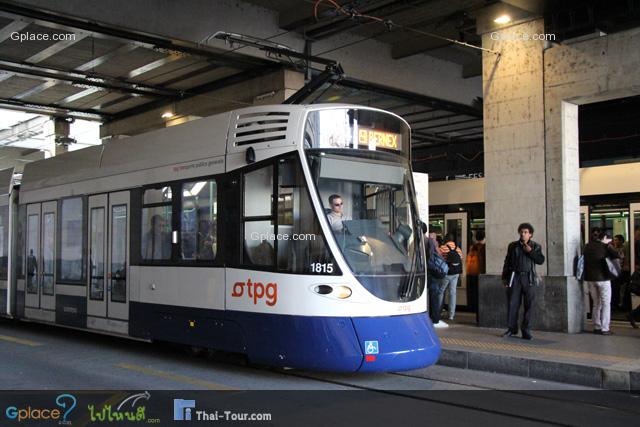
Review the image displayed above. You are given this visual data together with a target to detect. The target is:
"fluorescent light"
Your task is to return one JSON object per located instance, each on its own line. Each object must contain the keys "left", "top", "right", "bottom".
{"left": 161, "top": 111, "right": 174, "bottom": 119}
{"left": 494, "top": 15, "right": 511, "bottom": 24}
{"left": 190, "top": 181, "right": 206, "bottom": 196}
{"left": 184, "top": 181, "right": 207, "bottom": 197}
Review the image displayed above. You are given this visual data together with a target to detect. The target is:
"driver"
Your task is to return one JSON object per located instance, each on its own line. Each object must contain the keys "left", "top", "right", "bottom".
{"left": 327, "top": 194, "right": 351, "bottom": 232}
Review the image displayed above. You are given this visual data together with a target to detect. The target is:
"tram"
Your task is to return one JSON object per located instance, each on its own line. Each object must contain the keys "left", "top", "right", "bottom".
{"left": 0, "top": 104, "right": 440, "bottom": 372}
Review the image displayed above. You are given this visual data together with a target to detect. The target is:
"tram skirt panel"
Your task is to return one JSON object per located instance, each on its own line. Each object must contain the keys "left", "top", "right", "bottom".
{"left": 228, "top": 311, "right": 363, "bottom": 372}
{"left": 351, "top": 313, "right": 441, "bottom": 372}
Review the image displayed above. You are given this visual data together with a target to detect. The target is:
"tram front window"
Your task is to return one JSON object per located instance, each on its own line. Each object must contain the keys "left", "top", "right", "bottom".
{"left": 307, "top": 152, "right": 425, "bottom": 302}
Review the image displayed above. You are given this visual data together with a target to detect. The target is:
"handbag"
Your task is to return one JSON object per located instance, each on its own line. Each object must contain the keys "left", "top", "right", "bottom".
{"left": 605, "top": 257, "right": 621, "bottom": 279}
{"left": 575, "top": 255, "right": 585, "bottom": 281}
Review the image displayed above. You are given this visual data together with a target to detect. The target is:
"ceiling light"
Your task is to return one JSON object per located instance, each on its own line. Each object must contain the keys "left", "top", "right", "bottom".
{"left": 494, "top": 15, "right": 511, "bottom": 24}
{"left": 161, "top": 111, "right": 174, "bottom": 119}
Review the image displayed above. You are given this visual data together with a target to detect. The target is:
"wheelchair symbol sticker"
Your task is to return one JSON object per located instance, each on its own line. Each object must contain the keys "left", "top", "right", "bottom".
{"left": 364, "top": 341, "right": 379, "bottom": 354}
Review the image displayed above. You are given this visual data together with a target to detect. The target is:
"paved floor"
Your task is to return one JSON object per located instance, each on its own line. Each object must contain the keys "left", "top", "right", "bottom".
{"left": 440, "top": 312, "right": 639, "bottom": 367}
{"left": 0, "top": 318, "right": 598, "bottom": 391}
{"left": 433, "top": 312, "right": 640, "bottom": 389}
{"left": 2, "top": 318, "right": 639, "bottom": 425}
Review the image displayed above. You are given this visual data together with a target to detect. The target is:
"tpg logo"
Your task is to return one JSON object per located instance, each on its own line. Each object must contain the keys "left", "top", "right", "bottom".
{"left": 231, "top": 279, "right": 277, "bottom": 306}
{"left": 173, "top": 399, "right": 195, "bottom": 421}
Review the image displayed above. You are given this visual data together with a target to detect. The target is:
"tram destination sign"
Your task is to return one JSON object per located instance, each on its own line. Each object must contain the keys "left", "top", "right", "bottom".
{"left": 358, "top": 128, "right": 401, "bottom": 151}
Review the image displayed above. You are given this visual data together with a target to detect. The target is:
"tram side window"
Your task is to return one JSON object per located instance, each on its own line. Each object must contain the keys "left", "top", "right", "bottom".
{"left": 141, "top": 187, "right": 172, "bottom": 261}
{"left": 277, "top": 157, "right": 334, "bottom": 274}
{"left": 59, "top": 197, "right": 85, "bottom": 283}
{"left": 243, "top": 165, "right": 275, "bottom": 267}
{"left": 0, "top": 205, "right": 8, "bottom": 280}
{"left": 181, "top": 180, "right": 217, "bottom": 261}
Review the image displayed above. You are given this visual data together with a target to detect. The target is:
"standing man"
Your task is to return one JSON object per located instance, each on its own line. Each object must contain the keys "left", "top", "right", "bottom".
{"left": 501, "top": 223, "right": 545, "bottom": 340}
{"left": 584, "top": 228, "right": 620, "bottom": 335}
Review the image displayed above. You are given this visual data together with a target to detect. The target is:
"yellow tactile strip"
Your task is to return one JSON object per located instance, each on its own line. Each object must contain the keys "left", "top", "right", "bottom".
{"left": 0, "top": 334, "right": 42, "bottom": 347}
{"left": 440, "top": 337, "right": 634, "bottom": 364}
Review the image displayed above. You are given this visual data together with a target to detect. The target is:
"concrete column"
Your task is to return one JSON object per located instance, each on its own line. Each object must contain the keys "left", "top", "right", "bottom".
{"left": 477, "top": 18, "right": 582, "bottom": 332}
{"left": 482, "top": 19, "right": 547, "bottom": 275}
{"left": 44, "top": 117, "right": 72, "bottom": 158}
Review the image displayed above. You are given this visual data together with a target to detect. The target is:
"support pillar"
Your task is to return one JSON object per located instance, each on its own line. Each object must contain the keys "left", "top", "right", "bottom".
{"left": 477, "top": 18, "right": 582, "bottom": 332}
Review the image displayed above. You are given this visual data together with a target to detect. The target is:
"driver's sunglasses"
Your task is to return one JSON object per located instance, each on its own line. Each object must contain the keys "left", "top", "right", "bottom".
{"left": 333, "top": 203, "right": 343, "bottom": 206}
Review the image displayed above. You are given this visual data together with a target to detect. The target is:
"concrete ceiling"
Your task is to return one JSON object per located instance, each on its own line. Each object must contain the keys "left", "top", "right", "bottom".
{"left": 0, "top": 0, "right": 278, "bottom": 123}
{"left": 247, "top": 0, "right": 489, "bottom": 69}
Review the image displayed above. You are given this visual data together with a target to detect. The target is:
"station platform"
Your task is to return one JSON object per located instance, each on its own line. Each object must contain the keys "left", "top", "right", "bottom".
{"left": 433, "top": 313, "right": 640, "bottom": 391}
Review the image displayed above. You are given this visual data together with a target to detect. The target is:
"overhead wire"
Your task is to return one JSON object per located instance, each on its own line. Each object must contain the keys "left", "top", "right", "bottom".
{"left": 312, "top": 0, "right": 501, "bottom": 57}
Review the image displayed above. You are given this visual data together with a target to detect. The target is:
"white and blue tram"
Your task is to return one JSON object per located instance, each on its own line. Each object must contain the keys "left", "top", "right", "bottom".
{"left": 0, "top": 104, "right": 440, "bottom": 372}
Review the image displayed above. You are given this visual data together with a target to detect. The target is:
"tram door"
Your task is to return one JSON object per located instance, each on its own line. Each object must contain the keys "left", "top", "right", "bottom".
{"left": 24, "top": 201, "right": 57, "bottom": 314}
{"left": 87, "top": 192, "right": 130, "bottom": 330}
{"left": 444, "top": 212, "right": 468, "bottom": 305}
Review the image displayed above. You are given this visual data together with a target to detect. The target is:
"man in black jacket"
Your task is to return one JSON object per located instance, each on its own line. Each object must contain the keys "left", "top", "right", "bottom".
{"left": 501, "top": 223, "right": 545, "bottom": 340}
{"left": 583, "top": 228, "right": 620, "bottom": 335}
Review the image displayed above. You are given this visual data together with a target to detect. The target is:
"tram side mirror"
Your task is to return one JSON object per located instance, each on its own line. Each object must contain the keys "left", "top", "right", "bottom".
{"left": 246, "top": 147, "right": 256, "bottom": 164}
{"left": 417, "top": 219, "right": 427, "bottom": 235}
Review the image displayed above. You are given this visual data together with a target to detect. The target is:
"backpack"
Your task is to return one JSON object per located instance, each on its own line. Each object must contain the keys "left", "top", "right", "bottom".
{"left": 427, "top": 251, "right": 449, "bottom": 279}
{"left": 446, "top": 244, "right": 463, "bottom": 275}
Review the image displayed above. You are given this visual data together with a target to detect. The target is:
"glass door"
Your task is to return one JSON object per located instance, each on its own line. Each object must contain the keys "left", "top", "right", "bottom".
{"left": 87, "top": 191, "right": 129, "bottom": 324}
{"left": 107, "top": 191, "right": 129, "bottom": 321}
{"left": 25, "top": 204, "right": 40, "bottom": 309}
{"left": 580, "top": 205, "right": 589, "bottom": 247}
{"left": 40, "top": 201, "right": 56, "bottom": 311}
{"left": 631, "top": 203, "right": 640, "bottom": 274}
{"left": 87, "top": 194, "right": 107, "bottom": 319}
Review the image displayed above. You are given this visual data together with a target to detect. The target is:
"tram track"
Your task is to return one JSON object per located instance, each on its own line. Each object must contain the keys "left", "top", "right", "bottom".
{"left": 390, "top": 371, "right": 640, "bottom": 417}
{"left": 247, "top": 361, "right": 640, "bottom": 425}
{"left": 268, "top": 369, "right": 576, "bottom": 426}
{"left": 2, "top": 319, "right": 637, "bottom": 425}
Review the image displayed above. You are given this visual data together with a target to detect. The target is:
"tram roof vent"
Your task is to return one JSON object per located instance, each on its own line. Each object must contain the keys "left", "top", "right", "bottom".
{"left": 232, "top": 111, "right": 290, "bottom": 146}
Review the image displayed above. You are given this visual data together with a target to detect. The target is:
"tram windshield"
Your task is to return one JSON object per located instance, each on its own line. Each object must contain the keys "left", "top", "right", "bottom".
{"left": 306, "top": 150, "right": 426, "bottom": 303}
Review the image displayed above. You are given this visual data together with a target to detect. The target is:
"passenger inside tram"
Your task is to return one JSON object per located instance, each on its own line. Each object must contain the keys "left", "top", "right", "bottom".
{"left": 326, "top": 194, "right": 352, "bottom": 232}
{"left": 26, "top": 248, "right": 37, "bottom": 292}
{"left": 142, "top": 214, "right": 171, "bottom": 260}
{"left": 197, "top": 219, "right": 216, "bottom": 260}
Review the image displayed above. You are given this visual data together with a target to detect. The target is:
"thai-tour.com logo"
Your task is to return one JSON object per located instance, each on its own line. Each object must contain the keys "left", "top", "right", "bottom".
{"left": 174, "top": 399, "right": 196, "bottom": 421}
{"left": 5, "top": 393, "right": 76, "bottom": 424}
{"left": 173, "top": 399, "right": 272, "bottom": 422}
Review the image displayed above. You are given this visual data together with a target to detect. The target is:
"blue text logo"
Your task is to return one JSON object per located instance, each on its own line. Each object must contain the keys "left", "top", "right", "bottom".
{"left": 173, "top": 399, "right": 196, "bottom": 421}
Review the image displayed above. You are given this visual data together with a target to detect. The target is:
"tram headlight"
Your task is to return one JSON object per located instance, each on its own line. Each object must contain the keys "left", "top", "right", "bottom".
{"left": 333, "top": 286, "right": 352, "bottom": 299}
{"left": 312, "top": 285, "right": 352, "bottom": 299}
{"left": 314, "top": 285, "right": 333, "bottom": 295}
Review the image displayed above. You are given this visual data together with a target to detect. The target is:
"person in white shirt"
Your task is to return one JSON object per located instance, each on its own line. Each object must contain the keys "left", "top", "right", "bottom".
{"left": 326, "top": 194, "right": 351, "bottom": 232}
